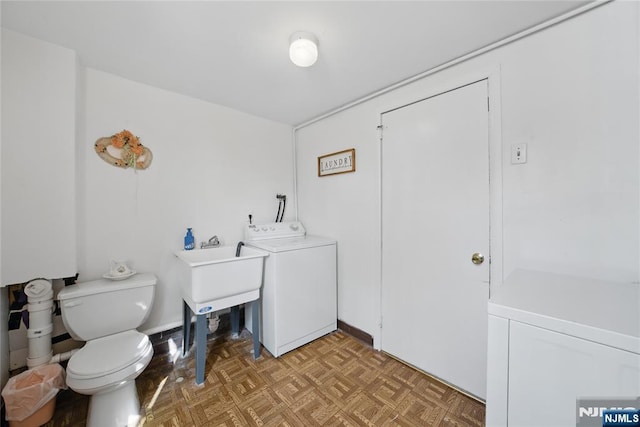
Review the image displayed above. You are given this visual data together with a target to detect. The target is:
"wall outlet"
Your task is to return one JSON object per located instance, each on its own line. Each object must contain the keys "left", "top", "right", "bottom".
{"left": 511, "top": 143, "right": 527, "bottom": 164}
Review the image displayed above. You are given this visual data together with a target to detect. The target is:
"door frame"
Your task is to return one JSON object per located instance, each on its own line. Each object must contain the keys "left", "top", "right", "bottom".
{"left": 376, "top": 67, "right": 504, "bottom": 345}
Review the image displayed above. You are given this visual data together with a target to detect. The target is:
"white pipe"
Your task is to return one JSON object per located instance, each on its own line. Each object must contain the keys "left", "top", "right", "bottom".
{"left": 50, "top": 349, "right": 80, "bottom": 364}
{"left": 293, "top": 0, "right": 611, "bottom": 131}
{"left": 24, "top": 279, "right": 54, "bottom": 368}
{"left": 23, "top": 278, "right": 78, "bottom": 368}
{"left": 26, "top": 324, "right": 54, "bottom": 369}
{"left": 26, "top": 300, "right": 54, "bottom": 331}
{"left": 291, "top": 127, "right": 299, "bottom": 221}
{"left": 207, "top": 314, "right": 220, "bottom": 333}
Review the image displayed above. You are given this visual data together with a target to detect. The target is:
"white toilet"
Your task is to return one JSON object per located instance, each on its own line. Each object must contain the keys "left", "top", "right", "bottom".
{"left": 57, "top": 273, "right": 157, "bottom": 427}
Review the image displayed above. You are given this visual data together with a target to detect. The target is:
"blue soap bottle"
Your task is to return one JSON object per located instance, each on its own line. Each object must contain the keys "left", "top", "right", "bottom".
{"left": 184, "top": 228, "right": 195, "bottom": 250}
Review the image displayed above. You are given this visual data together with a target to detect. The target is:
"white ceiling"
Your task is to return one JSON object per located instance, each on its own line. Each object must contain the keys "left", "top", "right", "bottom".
{"left": 2, "top": 1, "right": 590, "bottom": 126}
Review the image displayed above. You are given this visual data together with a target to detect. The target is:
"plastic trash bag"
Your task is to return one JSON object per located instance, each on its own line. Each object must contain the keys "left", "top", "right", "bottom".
{"left": 2, "top": 363, "right": 67, "bottom": 421}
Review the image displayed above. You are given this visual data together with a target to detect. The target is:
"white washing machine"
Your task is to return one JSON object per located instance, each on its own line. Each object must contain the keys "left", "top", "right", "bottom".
{"left": 244, "top": 221, "right": 337, "bottom": 357}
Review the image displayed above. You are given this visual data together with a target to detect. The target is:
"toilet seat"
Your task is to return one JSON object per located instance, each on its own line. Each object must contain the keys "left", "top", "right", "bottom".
{"left": 66, "top": 330, "right": 153, "bottom": 394}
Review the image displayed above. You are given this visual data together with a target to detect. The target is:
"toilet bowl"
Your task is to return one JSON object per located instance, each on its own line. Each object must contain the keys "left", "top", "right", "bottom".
{"left": 58, "top": 273, "right": 157, "bottom": 427}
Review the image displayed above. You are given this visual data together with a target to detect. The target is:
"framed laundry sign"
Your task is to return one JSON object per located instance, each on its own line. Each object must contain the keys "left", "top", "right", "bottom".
{"left": 318, "top": 148, "right": 356, "bottom": 177}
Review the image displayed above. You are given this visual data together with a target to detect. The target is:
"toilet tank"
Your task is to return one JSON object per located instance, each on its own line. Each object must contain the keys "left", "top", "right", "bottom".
{"left": 58, "top": 273, "right": 157, "bottom": 341}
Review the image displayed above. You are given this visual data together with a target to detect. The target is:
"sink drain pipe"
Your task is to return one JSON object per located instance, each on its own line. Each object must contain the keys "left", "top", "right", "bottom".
{"left": 23, "top": 279, "right": 77, "bottom": 368}
{"left": 24, "top": 279, "right": 54, "bottom": 368}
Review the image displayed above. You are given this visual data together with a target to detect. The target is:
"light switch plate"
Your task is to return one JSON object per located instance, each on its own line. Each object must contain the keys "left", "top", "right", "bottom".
{"left": 511, "top": 143, "right": 527, "bottom": 164}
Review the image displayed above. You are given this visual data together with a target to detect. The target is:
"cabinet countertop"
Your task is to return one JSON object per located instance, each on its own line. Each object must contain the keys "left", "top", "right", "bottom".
{"left": 488, "top": 269, "right": 639, "bottom": 353}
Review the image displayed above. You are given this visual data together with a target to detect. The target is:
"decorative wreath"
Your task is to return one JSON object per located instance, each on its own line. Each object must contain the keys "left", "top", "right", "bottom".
{"left": 94, "top": 130, "right": 153, "bottom": 170}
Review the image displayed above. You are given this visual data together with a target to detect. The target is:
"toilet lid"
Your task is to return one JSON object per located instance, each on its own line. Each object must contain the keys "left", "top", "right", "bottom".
{"left": 67, "top": 330, "right": 152, "bottom": 379}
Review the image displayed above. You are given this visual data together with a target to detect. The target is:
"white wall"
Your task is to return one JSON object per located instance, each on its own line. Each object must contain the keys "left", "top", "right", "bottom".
{"left": 0, "top": 25, "right": 6, "bottom": 390}
{"left": 1, "top": 30, "right": 77, "bottom": 285}
{"left": 1, "top": 29, "right": 78, "bottom": 387}
{"left": 295, "top": 1, "right": 639, "bottom": 347}
{"left": 0, "top": 30, "right": 293, "bottom": 375}
{"left": 79, "top": 69, "right": 293, "bottom": 333}
{"left": 500, "top": 3, "right": 638, "bottom": 282}
{"left": 0, "top": 292, "right": 5, "bottom": 389}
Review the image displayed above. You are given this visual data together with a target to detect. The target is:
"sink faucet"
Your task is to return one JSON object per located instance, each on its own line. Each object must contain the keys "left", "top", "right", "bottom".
{"left": 201, "top": 235, "right": 220, "bottom": 249}
{"left": 235, "top": 241, "right": 245, "bottom": 257}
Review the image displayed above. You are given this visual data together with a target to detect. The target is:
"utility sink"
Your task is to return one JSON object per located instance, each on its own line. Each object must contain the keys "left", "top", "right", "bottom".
{"left": 177, "top": 246, "right": 268, "bottom": 384}
{"left": 175, "top": 246, "right": 268, "bottom": 308}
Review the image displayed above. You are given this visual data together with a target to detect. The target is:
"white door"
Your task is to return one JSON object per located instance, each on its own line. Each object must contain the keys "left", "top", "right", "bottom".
{"left": 381, "top": 79, "right": 490, "bottom": 399}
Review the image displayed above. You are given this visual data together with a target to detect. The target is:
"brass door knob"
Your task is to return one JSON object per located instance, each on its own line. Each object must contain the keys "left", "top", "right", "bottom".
{"left": 471, "top": 252, "right": 485, "bottom": 265}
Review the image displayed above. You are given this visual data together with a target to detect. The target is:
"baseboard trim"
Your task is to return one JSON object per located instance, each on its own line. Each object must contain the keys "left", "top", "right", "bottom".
{"left": 143, "top": 320, "right": 184, "bottom": 337}
{"left": 148, "top": 317, "right": 374, "bottom": 348}
{"left": 337, "top": 320, "right": 373, "bottom": 346}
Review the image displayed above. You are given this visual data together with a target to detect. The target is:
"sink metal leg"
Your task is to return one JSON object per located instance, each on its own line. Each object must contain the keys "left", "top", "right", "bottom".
{"left": 182, "top": 300, "right": 191, "bottom": 357}
{"left": 231, "top": 306, "right": 240, "bottom": 337}
{"left": 195, "top": 313, "right": 207, "bottom": 385}
{"left": 252, "top": 299, "right": 260, "bottom": 359}
{"left": 182, "top": 298, "right": 258, "bottom": 384}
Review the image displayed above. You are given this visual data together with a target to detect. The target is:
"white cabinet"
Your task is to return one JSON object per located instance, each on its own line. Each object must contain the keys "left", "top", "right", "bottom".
{"left": 486, "top": 315, "right": 510, "bottom": 426}
{"left": 487, "top": 270, "right": 640, "bottom": 426}
{"left": 1, "top": 30, "right": 77, "bottom": 285}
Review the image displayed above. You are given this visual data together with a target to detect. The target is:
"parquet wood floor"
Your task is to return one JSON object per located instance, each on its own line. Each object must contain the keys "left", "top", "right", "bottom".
{"left": 45, "top": 328, "right": 485, "bottom": 426}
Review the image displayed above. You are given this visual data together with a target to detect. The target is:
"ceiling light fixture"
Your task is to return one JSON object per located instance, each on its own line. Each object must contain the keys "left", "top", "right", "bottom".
{"left": 289, "top": 32, "right": 318, "bottom": 67}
